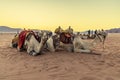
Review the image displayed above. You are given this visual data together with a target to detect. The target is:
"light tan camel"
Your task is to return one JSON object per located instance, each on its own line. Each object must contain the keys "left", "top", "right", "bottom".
{"left": 59, "top": 33, "right": 107, "bottom": 53}
{"left": 24, "top": 32, "right": 48, "bottom": 56}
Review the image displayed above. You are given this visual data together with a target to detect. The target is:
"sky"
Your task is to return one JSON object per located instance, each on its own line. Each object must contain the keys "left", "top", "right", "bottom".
{"left": 0, "top": 0, "right": 120, "bottom": 31}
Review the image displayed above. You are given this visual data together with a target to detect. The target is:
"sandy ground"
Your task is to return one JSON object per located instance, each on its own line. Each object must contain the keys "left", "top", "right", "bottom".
{"left": 0, "top": 33, "right": 120, "bottom": 80}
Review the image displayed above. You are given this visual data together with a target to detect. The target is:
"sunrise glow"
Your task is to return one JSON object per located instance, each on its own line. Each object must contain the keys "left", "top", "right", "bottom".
{"left": 0, "top": 0, "right": 120, "bottom": 31}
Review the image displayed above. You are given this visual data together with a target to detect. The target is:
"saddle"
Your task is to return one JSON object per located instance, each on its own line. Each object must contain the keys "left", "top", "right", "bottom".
{"left": 26, "top": 32, "right": 41, "bottom": 43}
{"left": 60, "top": 32, "right": 72, "bottom": 44}
{"left": 18, "top": 30, "right": 40, "bottom": 49}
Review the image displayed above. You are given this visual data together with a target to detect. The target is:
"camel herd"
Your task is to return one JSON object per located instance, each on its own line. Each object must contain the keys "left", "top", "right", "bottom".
{"left": 11, "top": 27, "right": 108, "bottom": 56}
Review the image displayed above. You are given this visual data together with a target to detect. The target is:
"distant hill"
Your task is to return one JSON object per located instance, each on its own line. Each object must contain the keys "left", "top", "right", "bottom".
{"left": 106, "top": 28, "right": 120, "bottom": 33}
{"left": 0, "top": 26, "right": 21, "bottom": 33}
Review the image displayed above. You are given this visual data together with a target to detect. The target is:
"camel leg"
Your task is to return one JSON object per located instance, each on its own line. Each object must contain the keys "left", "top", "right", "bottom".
{"left": 103, "top": 44, "right": 105, "bottom": 49}
{"left": 27, "top": 47, "right": 31, "bottom": 54}
{"left": 17, "top": 46, "right": 21, "bottom": 52}
{"left": 80, "top": 49, "right": 91, "bottom": 53}
{"left": 47, "top": 43, "right": 55, "bottom": 52}
{"left": 27, "top": 46, "right": 34, "bottom": 55}
{"left": 32, "top": 52, "right": 38, "bottom": 56}
{"left": 27, "top": 48, "right": 38, "bottom": 56}
{"left": 102, "top": 41, "right": 105, "bottom": 51}
{"left": 9, "top": 43, "right": 13, "bottom": 48}
{"left": 102, "top": 44, "right": 105, "bottom": 52}
{"left": 74, "top": 48, "right": 91, "bottom": 53}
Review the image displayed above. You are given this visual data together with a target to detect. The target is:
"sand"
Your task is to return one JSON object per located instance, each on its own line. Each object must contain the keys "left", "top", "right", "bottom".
{"left": 0, "top": 33, "right": 120, "bottom": 80}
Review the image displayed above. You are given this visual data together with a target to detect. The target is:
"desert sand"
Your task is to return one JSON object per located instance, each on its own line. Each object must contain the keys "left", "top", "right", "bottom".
{"left": 0, "top": 33, "right": 120, "bottom": 80}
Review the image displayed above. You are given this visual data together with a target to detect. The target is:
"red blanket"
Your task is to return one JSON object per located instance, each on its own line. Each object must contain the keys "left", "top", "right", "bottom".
{"left": 18, "top": 30, "right": 30, "bottom": 49}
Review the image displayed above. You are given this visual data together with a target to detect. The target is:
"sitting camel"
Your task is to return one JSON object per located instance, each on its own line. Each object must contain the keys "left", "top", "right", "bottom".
{"left": 58, "top": 33, "right": 107, "bottom": 53}
{"left": 24, "top": 32, "right": 48, "bottom": 56}
{"left": 11, "top": 30, "right": 35, "bottom": 51}
{"left": 73, "top": 34, "right": 104, "bottom": 53}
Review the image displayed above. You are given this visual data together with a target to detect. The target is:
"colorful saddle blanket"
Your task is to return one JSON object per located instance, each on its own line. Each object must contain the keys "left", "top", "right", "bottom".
{"left": 18, "top": 30, "right": 30, "bottom": 49}
{"left": 60, "top": 32, "right": 72, "bottom": 44}
{"left": 18, "top": 30, "right": 41, "bottom": 49}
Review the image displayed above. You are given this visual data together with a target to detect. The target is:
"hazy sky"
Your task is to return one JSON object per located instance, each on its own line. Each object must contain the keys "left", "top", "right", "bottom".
{"left": 0, "top": 0, "right": 120, "bottom": 31}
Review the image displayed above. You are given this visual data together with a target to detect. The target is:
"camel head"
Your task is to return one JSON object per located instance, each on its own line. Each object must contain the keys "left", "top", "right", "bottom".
{"left": 41, "top": 32, "right": 49, "bottom": 44}
{"left": 52, "top": 34, "right": 60, "bottom": 49}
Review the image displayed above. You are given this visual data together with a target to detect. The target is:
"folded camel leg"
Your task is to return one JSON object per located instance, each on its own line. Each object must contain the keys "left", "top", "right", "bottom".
{"left": 74, "top": 48, "right": 91, "bottom": 53}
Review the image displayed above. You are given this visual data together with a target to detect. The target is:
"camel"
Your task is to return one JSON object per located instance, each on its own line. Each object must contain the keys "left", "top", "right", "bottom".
{"left": 58, "top": 33, "right": 107, "bottom": 53}
{"left": 11, "top": 30, "right": 35, "bottom": 51}
{"left": 45, "top": 33, "right": 60, "bottom": 52}
{"left": 45, "top": 27, "right": 108, "bottom": 53}
{"left": 73, "top": 34, "right": 104, "bottom": 53}
{"left": 24, "top": 32, "right": 48, "bottom": 56}
{"left": 10, "top": 30, "right": 54, "bottom": 52}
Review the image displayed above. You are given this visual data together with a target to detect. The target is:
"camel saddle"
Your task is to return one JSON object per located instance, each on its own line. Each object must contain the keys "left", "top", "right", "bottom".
{"left": 60, "top": 32, "right": 72, "bottom": 44}
{"left": 18, "top": 30, "right": 40, "bottom": 49}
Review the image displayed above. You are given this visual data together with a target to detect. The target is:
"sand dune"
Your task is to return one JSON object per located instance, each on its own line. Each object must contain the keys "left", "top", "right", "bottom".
{"left": 0, "top": 33, "right": 120, "bottom": 80}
